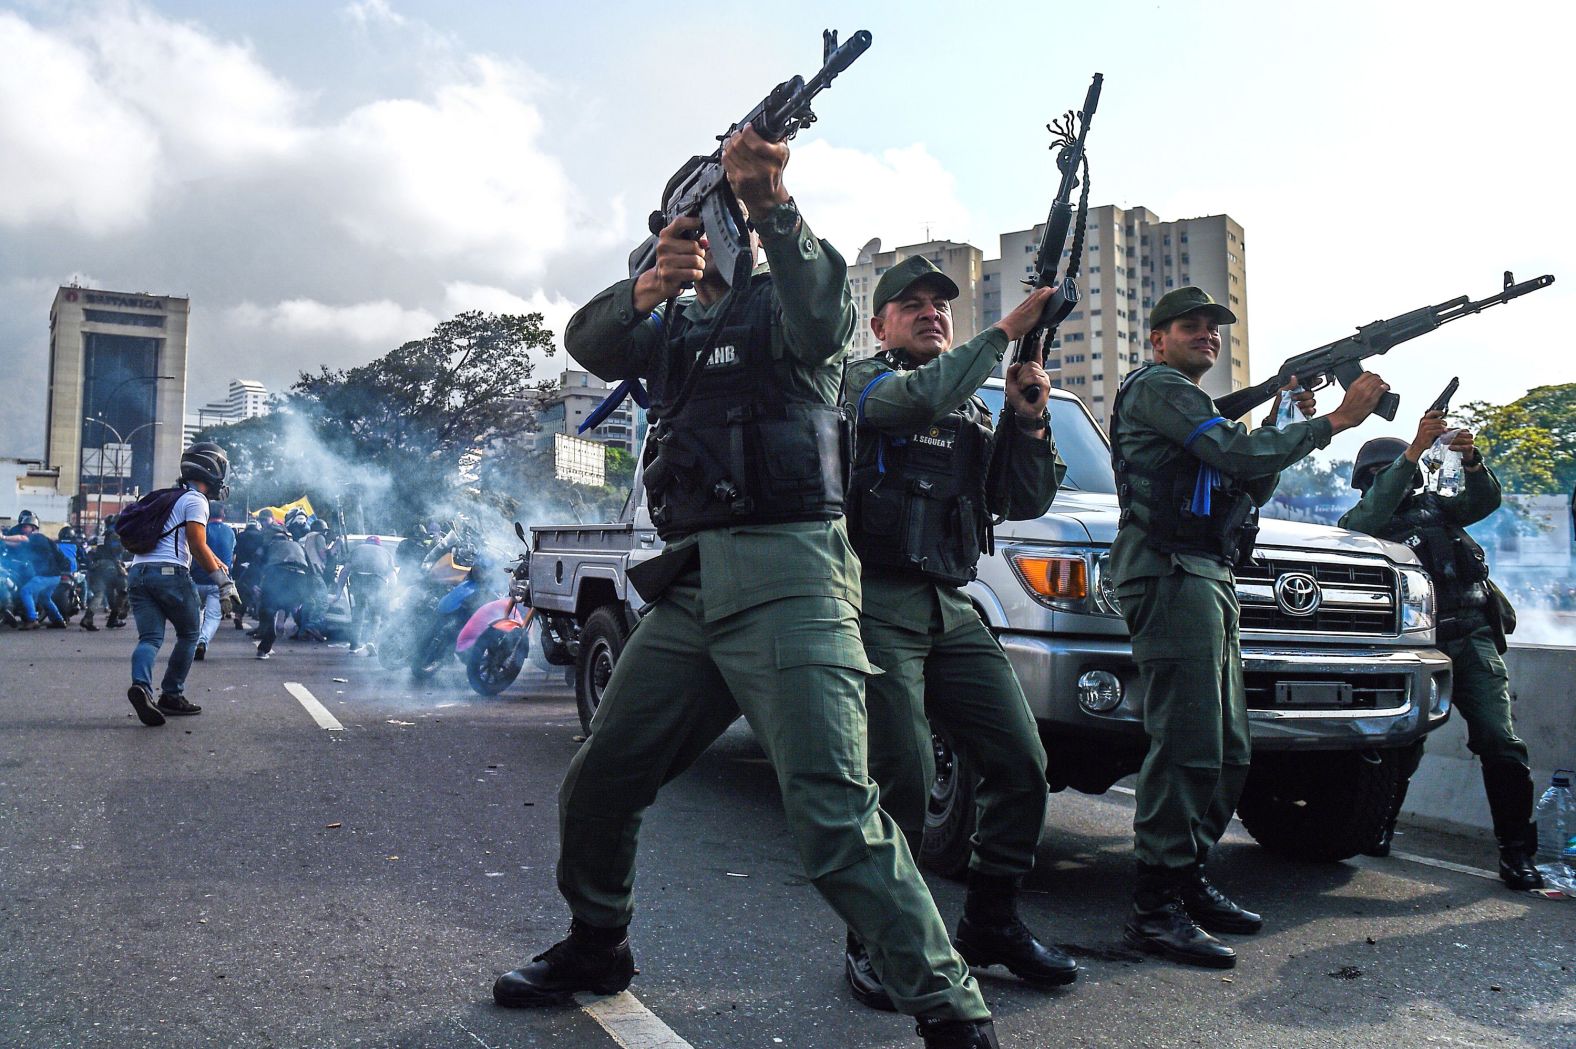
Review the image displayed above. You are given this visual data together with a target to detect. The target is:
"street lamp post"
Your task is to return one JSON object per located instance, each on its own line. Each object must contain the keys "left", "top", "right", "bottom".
{"left": 77, "top": 373, "right": 174, "bottom": 528}
{"left": 83, "top": 418, "right": 162, "bottom": 527}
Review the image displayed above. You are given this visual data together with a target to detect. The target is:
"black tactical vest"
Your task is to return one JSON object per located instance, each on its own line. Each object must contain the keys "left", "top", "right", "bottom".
{"left": 846, "top": 355, "right": 995, "bottom": 586}
{"left": 1110, "top": 365, "right": 1259, "bottom": 567}
{"left": 1373, "top": 492, "right": 1491, "bottom": 637}
{"left": 641, "top": 274, "right": 847, "bottom": 539}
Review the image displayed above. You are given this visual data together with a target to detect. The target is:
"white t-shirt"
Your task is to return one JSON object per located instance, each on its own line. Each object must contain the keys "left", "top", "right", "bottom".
{"left": 131, "top": 488, "right": 210, "bottom": 569}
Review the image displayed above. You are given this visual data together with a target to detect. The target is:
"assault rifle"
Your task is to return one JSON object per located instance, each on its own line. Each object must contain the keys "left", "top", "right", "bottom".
{"left": 626, "top": 29, "right": 872, "bottom": 287}
{"left": 1011, "top": 72, "right": 1103, "bottom": 406}
{"left": 1429, "top": 377, "right": 1460, "bottom": 414}
{"left": 1215, "top": 271, "right": 1554, "bottom": 423}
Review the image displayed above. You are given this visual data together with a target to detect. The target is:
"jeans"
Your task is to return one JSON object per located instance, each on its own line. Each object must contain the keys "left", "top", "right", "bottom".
{"left": 129, "top": 564, "right": 201, "bottom": 696}
{"left": 21, "top": 575, "right": 63, "bottom": 623}
{"left": 196, "top": 583, "right": 223, "bottom": 645}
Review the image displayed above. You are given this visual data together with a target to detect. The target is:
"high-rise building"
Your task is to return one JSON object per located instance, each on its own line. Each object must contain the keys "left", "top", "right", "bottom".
{"left": 184, "top": 379, "right": 271, "bottom": 445}
{"left": 983, "top": 206, "right": 1249, "bottom": 421}
{"left": 45, "top": 285, "right": 190, "bottom": 520}
{"left": 531, "top": 370, "right": 639, "bottom": 454}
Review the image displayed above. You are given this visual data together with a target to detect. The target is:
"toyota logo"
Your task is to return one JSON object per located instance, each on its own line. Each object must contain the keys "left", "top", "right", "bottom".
{"left": 1274, "top": 572, "right": 1322, "bottom": 616}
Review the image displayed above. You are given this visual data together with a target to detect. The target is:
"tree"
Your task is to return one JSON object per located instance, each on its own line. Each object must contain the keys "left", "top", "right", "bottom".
{"left": 194, "top": 311, "right": 557, "bottom": 533}
{"left": 1460, "top": 383, "right": 1575, "bottom": 494}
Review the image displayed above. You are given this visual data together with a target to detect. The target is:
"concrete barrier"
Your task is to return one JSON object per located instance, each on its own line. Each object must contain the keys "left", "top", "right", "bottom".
{"left": 1403, "top": 640, "right": 1576, "bottom": 835}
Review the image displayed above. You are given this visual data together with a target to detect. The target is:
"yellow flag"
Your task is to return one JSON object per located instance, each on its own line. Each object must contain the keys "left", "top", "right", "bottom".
{"left": 255, "top": 495, "right": 316, "bottom": 521}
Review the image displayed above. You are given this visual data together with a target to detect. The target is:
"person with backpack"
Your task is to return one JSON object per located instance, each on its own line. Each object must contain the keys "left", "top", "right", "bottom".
{"left": 119, "top": 444, "right": 240, "bottom": 727}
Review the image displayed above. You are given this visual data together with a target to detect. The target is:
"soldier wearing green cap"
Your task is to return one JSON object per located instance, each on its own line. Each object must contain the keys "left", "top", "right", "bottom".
{"left": 1110, "top": 286, "right": 1390, "bottom": 969}
{"left": 493, "top": 128, "right": 1002, "bottom": 1049}
{"left": 838, "top": 257, "right": 1076, "bottom": 1009}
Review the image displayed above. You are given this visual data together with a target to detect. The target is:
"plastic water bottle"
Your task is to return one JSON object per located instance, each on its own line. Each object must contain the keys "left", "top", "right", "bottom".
{"left": 1275, "top": 388, "right": 1308, "bottom": 430}
{"left": 1532, "top": 770, "right": 1576, "bottom": 891}
{"left": 1424, "top": 431, "right": 1464, "bottom": 497}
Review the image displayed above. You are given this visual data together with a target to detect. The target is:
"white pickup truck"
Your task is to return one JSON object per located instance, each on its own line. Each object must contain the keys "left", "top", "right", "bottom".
{"left": 528, "top": 382, "right": 1453, "bottom": 868}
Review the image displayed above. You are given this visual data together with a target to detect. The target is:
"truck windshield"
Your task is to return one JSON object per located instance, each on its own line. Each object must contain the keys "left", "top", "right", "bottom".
{"left": 976, "top": 389, "right": 1116, "bottom": 494}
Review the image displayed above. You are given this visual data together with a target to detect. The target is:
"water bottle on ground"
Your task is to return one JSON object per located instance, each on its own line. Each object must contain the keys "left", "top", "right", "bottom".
{"left": 1274, "top": 388, "right": 1307, "bottom": 430}
{"left": 1423, "top": 430, "right": 1464, "bottom": 497}
{"left": 1532, "top": 770, "right": 1576, "bottom": 891}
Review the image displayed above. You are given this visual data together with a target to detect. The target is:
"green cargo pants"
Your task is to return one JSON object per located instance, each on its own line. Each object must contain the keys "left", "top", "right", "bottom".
{"left": 1441, "top": 624, "right": 1530, "bottom": 769}
{"left": 861, "top": 609, "right": 1049, "bottom": 878}
{"left": 556, "top": 578, "right": 989, "bottom": 1021}
{"left": 1117, "top": 571, "right": 1251, "bottom": 872}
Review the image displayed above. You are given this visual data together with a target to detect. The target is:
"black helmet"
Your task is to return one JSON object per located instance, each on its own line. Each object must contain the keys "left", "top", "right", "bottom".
{"left": 1352, "top": 437, "right": 1410, "bottom": 491}
{"left": 58, "top": 525, "right": 77, "bottom": 542}
{"left": 180, "top": 445, "right": 230, "bottom": 498}
{"left": 16, "top": 509, "right": 37, "bottom": 529}
{"left": 309, "top": 519, "right": 328, "bottom": 534}
{"left": 284, "top": 508, "right": 309, "bottom": 539}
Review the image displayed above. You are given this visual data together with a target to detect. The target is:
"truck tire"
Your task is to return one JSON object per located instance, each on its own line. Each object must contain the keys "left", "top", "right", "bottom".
{"left": 920, "top": 729, "right": 977, "bottom": 879}
{"left": 1236, "top": 750, "right": 1403, "bottom": 863}
{"left": 575, "top": 607, "right": 628, "bottom": 735}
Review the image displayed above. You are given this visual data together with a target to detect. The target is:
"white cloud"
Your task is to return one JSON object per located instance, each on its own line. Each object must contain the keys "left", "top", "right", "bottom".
{"left": 789, "top": 141, "right": 975, "bottom": 261}
{"left": 229, "top": 298, "right": 437, "bottom": 346}
{"left": 442, "top": 281, "right": 577, "bottom": 353}
{"left": 0, "top": 12, "right": 160, "bottom": 229}
{"left": 343, "top": 0, "right": 406, "bottom": 29}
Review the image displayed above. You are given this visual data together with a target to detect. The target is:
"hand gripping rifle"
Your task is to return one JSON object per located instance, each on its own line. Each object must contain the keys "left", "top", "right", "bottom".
{"left": 626, "top": 29, "right": 872, "bottom": 288}
{"left": 584, "top": 31, "right": 871, "bottom": 438}
{"left": 1011, "top": 73, "right": 1103, "bottom": 407}
{"left": 1214, "top": 271, "right": 1555, "bottom": 423}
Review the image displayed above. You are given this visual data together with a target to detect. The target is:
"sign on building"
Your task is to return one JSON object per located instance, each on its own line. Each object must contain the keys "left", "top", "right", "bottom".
{"left": 83, "top": 443, "right": 133, "bottom": 478}
{"left": 554, "top": 432, "right": 606, "bottom": 487}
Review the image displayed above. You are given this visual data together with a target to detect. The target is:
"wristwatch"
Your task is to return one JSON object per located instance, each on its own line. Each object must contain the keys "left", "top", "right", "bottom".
{"left": 1014, "top": 407, "right": 1051, "bottom": 433}
{"left": 755, "top": 197, "right": 802, "bottom": 240}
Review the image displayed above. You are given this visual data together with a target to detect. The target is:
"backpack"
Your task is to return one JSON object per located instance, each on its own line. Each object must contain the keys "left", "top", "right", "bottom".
{"left": 116, "top": 487, "right": 189, "bottom": 555}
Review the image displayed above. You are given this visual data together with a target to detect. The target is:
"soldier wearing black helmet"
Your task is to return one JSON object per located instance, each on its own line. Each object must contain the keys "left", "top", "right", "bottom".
{"left": 1339, "top": 411, "right": 1540, "bottom": 890}
{"left": 122, "top": 445, "right": 240, "bottom": 727}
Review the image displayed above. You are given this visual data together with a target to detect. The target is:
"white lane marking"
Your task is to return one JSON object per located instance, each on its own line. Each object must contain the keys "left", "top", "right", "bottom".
{"left": 284, "top": 682, "right": 344, "bottom": 731}
{"left": 580, "top": 991, "right": 695, "bottom": 1049}
{"left": 1105, "top": 785, "right": 1500, "bottom": 880}
{"left": 1386, "top": 849, "right": 1498, "bottom": 882}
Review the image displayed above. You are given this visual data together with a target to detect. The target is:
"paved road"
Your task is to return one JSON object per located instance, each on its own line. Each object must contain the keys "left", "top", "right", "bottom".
{"left": 2, "top": 624, "right": 1573, "bottom": 1049}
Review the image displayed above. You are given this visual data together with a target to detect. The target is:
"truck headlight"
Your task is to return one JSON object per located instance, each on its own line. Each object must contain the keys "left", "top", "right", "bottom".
{"left": 1006, "top": 545, "right": 1122, "bottom": 617}
{"left": 1398, "top": 568, "right": 1435, "bottom": 633}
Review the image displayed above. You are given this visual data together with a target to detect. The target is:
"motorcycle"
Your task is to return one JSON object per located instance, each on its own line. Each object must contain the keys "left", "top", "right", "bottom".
{"left": 375, "top": 521, "right": 474, "bottom": 672}
{"left": 52, "top": 570, "right": 86, "bottom": 622}
{"left": 459, "top": 523, "right": 534, "bottom": 696}
{"left": 409, "top": 549, "right": 500, "bottom": 680}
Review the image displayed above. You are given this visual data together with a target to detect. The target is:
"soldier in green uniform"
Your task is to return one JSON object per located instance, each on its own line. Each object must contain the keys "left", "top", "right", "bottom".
{"left": 1109, "top": 287, "right": 1389, "bottom": 968}
{"left": 1340, "top": 412, "right": 1542, "bottom": 890}
{"left": 492, "top": 128, "right": 1000, "bottom": 1049}
{"left": 837, "top": 257, "right": 1076, "bottom": 1009}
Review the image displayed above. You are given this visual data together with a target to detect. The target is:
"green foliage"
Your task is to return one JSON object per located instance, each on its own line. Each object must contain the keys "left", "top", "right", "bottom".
{"left": 1460, "top": 383, "right": 1576, "bottom": 495}
{"left": 1270, "top": 456, "right": 1353, "bottom": 501}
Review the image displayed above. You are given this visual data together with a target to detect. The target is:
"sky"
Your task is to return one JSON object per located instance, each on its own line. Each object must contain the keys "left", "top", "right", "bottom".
{"left": 2, "top": 0, "right": 1572, "bottom": 466}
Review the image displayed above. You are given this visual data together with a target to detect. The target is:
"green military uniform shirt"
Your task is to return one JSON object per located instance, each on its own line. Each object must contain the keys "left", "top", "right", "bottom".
{"left": 563, "top": 206, "right": 859, "bottom": 621}
{"left": 1109, "top": 364, "right": 1334, "bottom": 585}
{"left": 843, "top": 328, "right": 1065, "bottom": 631}
{"left": 1338, "top": 453, "right": 1502, "bottom": 536}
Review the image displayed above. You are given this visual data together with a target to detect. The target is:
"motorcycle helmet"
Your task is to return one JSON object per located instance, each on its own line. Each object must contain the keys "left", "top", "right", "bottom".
{"left": 284, "top": 508, "right": 309, "bottom": 540}
{"left": 180, "top": 445, "right": 231, "bottom": 499}
{"left": 16, "top": 509, "right": 38, "bottom": 530}
{"left": 309, "top": 519, "right": 328, "bottom": 534}
{"left": 58, "top": 525, "right": 77, "bottom": 542}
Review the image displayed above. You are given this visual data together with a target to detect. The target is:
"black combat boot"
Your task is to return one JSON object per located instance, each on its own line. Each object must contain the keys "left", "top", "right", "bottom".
{"left": 493, "top": 919, "right": 636, "bottom": 1007}
{"left": 1123, "top": 864, "right": 1236, "bottom": 969}
{"left": 916, "top": 1017, "right": 999, "bottom": 1048}
{"left": 80, "top": 612, "right": 99, "bottom": 632}
{"left": 844, "top": 929, "right": 895, "bottom": 1011}
{"left": 1182, "top": 857, "right": 1263, "bottom": 934}
{"left": 1484, "top": 763, "right": 1544, "bottom": 891}
{"left": 952, "top": 871, "right": 1077, "bottom": 986}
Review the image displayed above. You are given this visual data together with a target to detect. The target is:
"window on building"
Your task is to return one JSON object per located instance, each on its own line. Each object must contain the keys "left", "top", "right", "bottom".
{"left": 1180, "top": 232, "right": 1189, "bottom": 243}
{"left": 1090, "top": 308, "right": 1101, "bottom": 316}
{"left": 1089, "top": 265, "right": 1100, "bottom": 273}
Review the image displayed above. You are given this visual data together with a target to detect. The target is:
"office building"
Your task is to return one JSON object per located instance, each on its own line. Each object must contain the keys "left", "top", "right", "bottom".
{"left": 532, "top": 370, "right": 639, "bottom": 454}
{"left": 184, "top": 379, "right": 271, "bottom": 445}
{"left": 44, "top": 285, "right": 190, "bottom": 520}
{"left": 846, "top": 238, "right": 985, "bottom": 358}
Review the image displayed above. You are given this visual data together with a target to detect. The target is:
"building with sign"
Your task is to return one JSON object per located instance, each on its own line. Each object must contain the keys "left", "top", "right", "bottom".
{"left": 532, "top": 369, "right": 640, "bottom": 453}
{"left": 44, "top": 285, "right": 190, "bottom": 526}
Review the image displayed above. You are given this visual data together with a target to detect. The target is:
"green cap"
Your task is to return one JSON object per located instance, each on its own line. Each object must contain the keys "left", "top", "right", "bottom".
{"left": 1148, "top": 286, "right": 1237, "bottom": 329}
{"left": 871, "top": 256, "right": 960, "bottom": 315}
